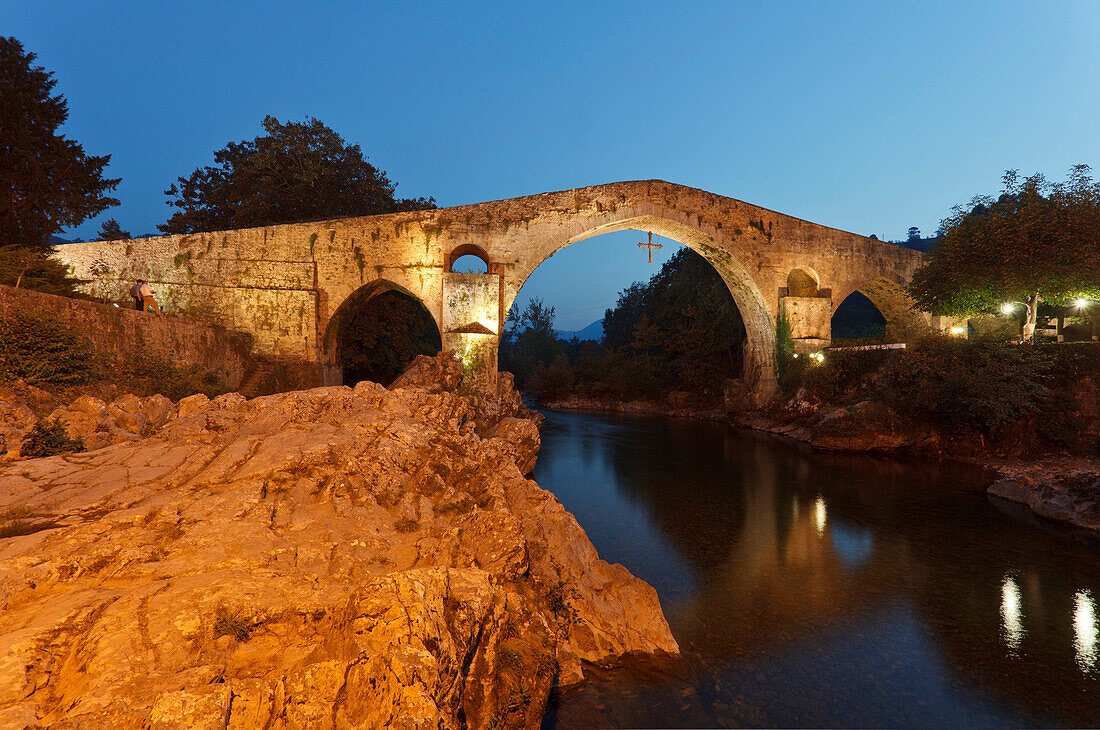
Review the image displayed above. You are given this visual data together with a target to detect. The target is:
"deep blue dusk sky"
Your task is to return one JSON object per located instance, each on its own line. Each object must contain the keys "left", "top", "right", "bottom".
{"left": 5, "top": 1, "right": 1099, "bottom": 329}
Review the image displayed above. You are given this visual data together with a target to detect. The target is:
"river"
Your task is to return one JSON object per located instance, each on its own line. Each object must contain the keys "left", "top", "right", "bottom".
{"left": 535, "top": 408, "right": 1100, "bottom": 728}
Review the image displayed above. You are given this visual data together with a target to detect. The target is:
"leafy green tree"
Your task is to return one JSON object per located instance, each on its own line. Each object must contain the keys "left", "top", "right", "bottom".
{"left": 499, "top": 298, "right": 562, "bottom": 386}
{"left": 602, "top": 281, "right": 651, "bottom": 349}
{"left": 0, "top": 244, "right": 85, "bottom": 295}
{"left": 0, "top": 37, "right": 119, "bottom": 249}
{"left": 909, "top": 166, "right": 1100, "bottom": 339}
{"left": 96, "top": 218, "right": 130, "bottom": 240}
{"left": 625, "top": 248, "right": 744, "bottom": 392}
{"left": 160, "top": 116, "right": 435, "bottom": 234}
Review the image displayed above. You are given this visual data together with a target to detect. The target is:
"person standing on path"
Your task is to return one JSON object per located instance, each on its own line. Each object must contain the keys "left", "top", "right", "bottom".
{"left": 138, "top": 280, "right": 161, "bottom": 314}
{"left": 131, "top": 280, "right": 144, "bottom": 310}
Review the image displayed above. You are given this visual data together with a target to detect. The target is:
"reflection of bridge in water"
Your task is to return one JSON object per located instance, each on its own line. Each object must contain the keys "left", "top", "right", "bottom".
{"left": 551, "top": 419, "right": 1100, "bottom": 727}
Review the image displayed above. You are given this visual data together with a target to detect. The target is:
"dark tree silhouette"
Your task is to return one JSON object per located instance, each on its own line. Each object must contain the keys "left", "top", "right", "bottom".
{"left": 336, "top": 290, "right": 441, "bottom": 386}
{"left": 0, "top": 37, "right": 120, "bottom": 249}
{"left": 96, "top": 218, "right": 130, "bottom": 240}
{"left": 160, "top": 116, "right": 435, "bottom": 234}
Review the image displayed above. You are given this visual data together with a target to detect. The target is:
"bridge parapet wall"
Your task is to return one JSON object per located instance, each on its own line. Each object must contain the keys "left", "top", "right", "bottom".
{"left": 54, "top": 180, "right": 926, "bottom": 397}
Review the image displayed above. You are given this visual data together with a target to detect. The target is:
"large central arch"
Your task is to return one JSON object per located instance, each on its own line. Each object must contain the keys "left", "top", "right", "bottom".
{"left": 503, "top": 212, "right": 776, "bottom": 391}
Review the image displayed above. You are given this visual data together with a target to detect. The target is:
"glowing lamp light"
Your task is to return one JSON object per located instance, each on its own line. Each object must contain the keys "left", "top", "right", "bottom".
{"left": 1074, "top": 298, "right": 1089, "bottom": 309}
{"left": 812, "top": 352, "right": 825, "bottom": 363}
{"left": 792, "top": 353, "right": 799, "bottom": 359}
{"left": 950, "top": 326, "right": 966, "bottom": 336}
{"left": 1001, "top": 303, "right": 1016, "bottom": 315}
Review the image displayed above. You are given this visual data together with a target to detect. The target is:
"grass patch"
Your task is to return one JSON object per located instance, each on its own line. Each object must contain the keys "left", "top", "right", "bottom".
{"left": 213, "top": 606, "right": 255, "bottom": 642}
{"left": 393, "top": 517, "right": 420, "bottom": 534}
{"left": 0, "top": 506, "right": 38, "bottom": 539}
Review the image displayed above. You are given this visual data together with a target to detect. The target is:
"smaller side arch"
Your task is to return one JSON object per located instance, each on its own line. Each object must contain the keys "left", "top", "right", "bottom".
{"left": 786, "top": 266, "right": 820, "bottom": 298}
{"left": 323, "top": 279, "right": 442, "bottom": 385}
{"left": 445, "top": 244, "right": 491, "bottom": 273}
{"left": 834, "top": 277, "right": 931, "bottom": 343}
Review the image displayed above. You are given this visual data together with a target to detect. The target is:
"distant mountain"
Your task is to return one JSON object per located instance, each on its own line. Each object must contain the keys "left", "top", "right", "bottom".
{"left": 556, "top": 318, "right": 604, "bottom": 342}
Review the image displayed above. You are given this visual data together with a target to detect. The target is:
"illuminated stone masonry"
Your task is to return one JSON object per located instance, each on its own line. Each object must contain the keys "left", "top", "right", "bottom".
{"left": 55, "top": 180, "right": 927, "bottom": 398}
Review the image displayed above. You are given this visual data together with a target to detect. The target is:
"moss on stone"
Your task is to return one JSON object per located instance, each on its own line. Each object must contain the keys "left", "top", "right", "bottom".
{"left": 354, "top": 246, "right": 366, "bottom": 282}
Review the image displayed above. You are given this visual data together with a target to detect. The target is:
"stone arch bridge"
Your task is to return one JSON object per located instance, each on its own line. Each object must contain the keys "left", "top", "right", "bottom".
{"left": 57, "top": 180, "right": 929, "bottom": 398}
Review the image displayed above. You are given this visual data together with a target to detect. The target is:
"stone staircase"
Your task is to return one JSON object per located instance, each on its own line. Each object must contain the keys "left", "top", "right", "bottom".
{"left": 238, "top": 362, "right": 273, "bottom": 398}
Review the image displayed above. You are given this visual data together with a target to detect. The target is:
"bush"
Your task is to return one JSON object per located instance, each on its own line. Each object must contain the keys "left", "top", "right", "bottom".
{"left": 21, "top": 417, "right": 85, "bottom": 458}
{"left": 884, "top": 337, "right": 1053, "bottom": 437}
{"left": 775, "top": 313, "right": 794, "bottom": 375}
{"left": 525, "top": 353, "right": 574, "bottom": 402}
{"left": 112, "top": 350, "right": 227, "bottom": 401}
{"left": 0, "top": 310, "right": 97, "bottom": 386}
{"left": 801, "top": 349, "right": 894, "bottom": 403}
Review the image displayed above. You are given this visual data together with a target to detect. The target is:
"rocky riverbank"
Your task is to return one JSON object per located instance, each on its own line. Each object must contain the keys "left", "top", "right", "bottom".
{"left": 986, "top": 459, "right": 1100, "bottom": 531}
{"left": 0, "top": 355, "right": 678, "bottom": 728}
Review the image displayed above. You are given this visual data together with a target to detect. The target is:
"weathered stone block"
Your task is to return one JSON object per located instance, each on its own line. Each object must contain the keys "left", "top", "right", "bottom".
{"left": 780, "top": 296, "right": 832, "bottom": 341}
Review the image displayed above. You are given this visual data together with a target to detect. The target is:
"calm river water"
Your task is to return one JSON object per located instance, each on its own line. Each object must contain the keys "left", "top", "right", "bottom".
{"left": 535, "top": 408, "right": 1100, "bottom": 728}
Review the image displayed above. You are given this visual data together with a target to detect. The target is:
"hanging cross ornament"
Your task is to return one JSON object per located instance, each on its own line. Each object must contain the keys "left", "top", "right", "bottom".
{"left": 637, "top": 232, "right": 663, "bottom": 263}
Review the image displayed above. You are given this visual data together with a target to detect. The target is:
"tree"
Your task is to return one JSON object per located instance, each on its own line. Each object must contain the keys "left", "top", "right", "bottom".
{"left": 908, "top": 166, "right": 1100, "bottom": 339}
{"left": 0, "top": 37, "right": 119, "bottom": 249}
{"left": 160, "top": 116, "right": 435, "bottom": 234}
{"left": 96, "top": 218, "right": 130, "bottom": 240}
{"left": 907, "top": 226, "right": 921, "bottom": 241}
{"left": 499, "top": 298, "right": 562, "bottom": 386}
{"left": 0, "top": 244, "right": 85, "bottom": 295}
{"left": 621, "top": 248, "right": 744, "bottom": 392}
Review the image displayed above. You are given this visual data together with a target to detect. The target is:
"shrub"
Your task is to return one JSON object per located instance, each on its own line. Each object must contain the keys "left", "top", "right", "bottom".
{"left": 525, "top": 353, "right": 574, "bottom": 402}
{"left": 112, "top": 350, "right": 227, "bottom": 401}
{"left": 0, "top": 311, "right": 97, "bottom": 386}
{"left": 21, "top": 417, "right": 85, "bottom": 458}
{"left": 883, "top": 337, "right": 1053, "bottom": 437}
{"left": 213, "top": 606, "right": 254, "bottom": 642}
{"left": 775, "top": 312, "right": 794, "bottom": 374}
{"left": 801, "top": 349, "right": 894, "bottom": 403}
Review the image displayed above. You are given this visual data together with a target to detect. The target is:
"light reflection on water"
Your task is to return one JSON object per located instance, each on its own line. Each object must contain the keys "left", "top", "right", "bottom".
{"left": 536, "top": 409, "right": 1100, "bottom": 728}
{"left": 1075, "top": 589, "right": 1098, "bottom": 673}
{"left": 1001, "top": 576, "right": 1025, "bottom": 653}
{"left": 813, "top": 495, "right": 827, "bottom": 536}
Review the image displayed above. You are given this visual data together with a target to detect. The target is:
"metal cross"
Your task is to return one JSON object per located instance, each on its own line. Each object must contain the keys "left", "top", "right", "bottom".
{"left": 637, "top": 232, "right": 663, "bottom": 263}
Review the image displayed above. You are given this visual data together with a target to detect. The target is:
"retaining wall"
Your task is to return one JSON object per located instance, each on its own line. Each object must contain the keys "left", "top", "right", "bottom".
{"left": 0, "top": 285, "right": 256, "bottom": 389}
